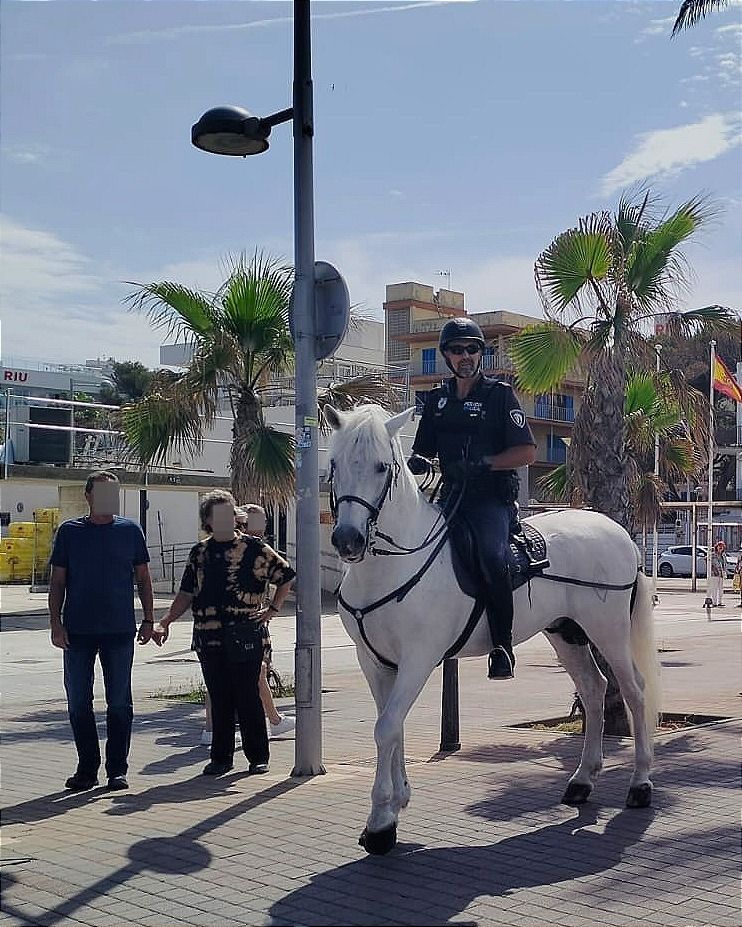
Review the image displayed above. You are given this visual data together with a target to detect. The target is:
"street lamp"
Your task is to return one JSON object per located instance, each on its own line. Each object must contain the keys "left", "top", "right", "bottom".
{"left": 652, "top": 343, "right": 661, "bottom": 593}
{"left": 191, "top": 0, "right": 325, "bottom": 776}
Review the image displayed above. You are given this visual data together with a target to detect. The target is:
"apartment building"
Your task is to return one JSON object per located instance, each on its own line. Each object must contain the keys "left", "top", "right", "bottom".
{"left": 384, "top": 281, "right": 584, "bottom": 498}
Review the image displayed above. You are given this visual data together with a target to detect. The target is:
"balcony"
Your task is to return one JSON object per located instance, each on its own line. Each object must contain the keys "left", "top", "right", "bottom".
{"left": 533, "top": 400, "right": 575, "bottom": 423}
{"left": 406, "top": 353, "right": 514, "bottom": 378}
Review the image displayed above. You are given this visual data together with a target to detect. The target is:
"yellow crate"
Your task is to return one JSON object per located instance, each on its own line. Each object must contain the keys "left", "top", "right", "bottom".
{"left": 0, "top": 537, "right": 34, "bottom": 556}
{"left": 34, "top": 508, "right": 61, "bottom": 525}
{"left": 8, "top": 522, "right": 36, "bottom": 538}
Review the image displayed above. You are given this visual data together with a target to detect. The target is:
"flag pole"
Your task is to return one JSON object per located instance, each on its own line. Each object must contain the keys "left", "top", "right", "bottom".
{"left": 706, "top": 339, "right": 716, "bottom": 596}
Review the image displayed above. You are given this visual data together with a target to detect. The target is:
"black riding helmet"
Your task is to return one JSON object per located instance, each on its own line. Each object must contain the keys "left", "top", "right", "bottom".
{"left": 438, "top": 317, "right": 485, "bottom": 354}
{"left": 438, "top": 318, "right": 486, "bottom": 378}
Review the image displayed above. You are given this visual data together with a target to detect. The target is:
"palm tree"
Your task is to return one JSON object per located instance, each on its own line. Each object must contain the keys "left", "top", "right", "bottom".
{"left": 672, "top": 0, "right": 730, "bottom": 36}
{"left": 537, "top": 369, "right": 706, "bottom": 532}
{"left": 121, "top": 252, "right": 394, "bottom": 508}
{"left": 510, "top": 191, "right": 736, "bottom": 735}
{"left": 510, "top": 191, "right": 736, "bottom": 530}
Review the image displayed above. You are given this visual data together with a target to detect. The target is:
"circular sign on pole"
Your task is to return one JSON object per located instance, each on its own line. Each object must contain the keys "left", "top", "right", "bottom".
{"left": 290, "top": 261, "right": 350, "bottom": 361}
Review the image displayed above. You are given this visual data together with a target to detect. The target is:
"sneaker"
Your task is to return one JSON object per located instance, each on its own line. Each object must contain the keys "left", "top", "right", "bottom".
{"left": 107, "top": 776, "right": 129, "bottom": 791}
{"left": 487, "top": 646, "right": 515, "bottom": 680}
{"left": 247, "top": 762, "right": 270, "bottom": 775}
{"left": 200, "top": 730, "right": 213, "bottom": 747}
{"left": 269, "top": 715, "right": 296, "bottom": 738}
{"left": 64, "top": 772, "right": 99, "bottom": 791}
{"left": 202, "top": 761, "right": 233, "bottom": 776}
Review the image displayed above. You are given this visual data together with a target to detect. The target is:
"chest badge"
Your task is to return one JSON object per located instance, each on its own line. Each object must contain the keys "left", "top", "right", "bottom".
{"left": 437, "top": 397, "right": 448, "bottom": 410}
{"left": 463, "top": 401, "right": 482, "bottom": 414}
{"left": 509, "top": 409, "right": 526, "bottom": 428}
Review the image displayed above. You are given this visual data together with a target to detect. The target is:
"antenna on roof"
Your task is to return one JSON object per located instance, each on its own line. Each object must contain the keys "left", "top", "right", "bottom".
{"left": 437, "top": 270, "right": 451, "bottom": 291}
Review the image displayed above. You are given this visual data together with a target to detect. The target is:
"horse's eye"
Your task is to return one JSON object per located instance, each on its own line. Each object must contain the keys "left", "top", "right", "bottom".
{"left": 375, "top": 462, "right": 389, "bottom": 474}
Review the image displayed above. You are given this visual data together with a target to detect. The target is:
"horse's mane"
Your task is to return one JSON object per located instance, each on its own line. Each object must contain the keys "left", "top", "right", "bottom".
{"left": 329, "top": 404, "right": 396, "bottom": 461}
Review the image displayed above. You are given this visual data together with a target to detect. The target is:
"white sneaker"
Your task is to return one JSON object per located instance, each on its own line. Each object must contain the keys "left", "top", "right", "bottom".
{"left": 200, "top": 730, "right": 213, "bottom": 747}
{"left": 269, "top": 715, "right": 296, "bottom": 738}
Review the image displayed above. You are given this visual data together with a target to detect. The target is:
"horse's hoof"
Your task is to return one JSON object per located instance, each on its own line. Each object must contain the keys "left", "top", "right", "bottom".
{"left": 358, "top": 824, "right": 397, "bottom": 855}
{"left": 561, "top": 781, "right": 593, "bottom": 806}
{"left": 626, "top": 783, "right": 652, "bottom": 808}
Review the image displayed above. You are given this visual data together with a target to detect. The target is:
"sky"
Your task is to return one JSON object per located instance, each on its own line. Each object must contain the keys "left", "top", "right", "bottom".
{"left": 1, "top": 0, "right": 740, "bottom": 369}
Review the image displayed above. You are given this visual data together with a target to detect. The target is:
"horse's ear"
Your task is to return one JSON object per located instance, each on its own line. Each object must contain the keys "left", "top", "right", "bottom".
{"left": 324, "top": 405, "right": 343, "bottom": 430}
{"left": 385, "top": 406, "right": 416, "bottom": 438}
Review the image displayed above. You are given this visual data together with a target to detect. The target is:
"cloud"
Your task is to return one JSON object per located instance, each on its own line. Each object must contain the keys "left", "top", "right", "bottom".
{"left": 634, "top": 15, "right": 675, "bottom": 42}
{"left": 107, "top": 1, "right": 452, "bottom": 46}
{"left": 0, "top": 217, "right": 161, "bottom": 366}
{"left": 599, "top": 113, "right": 742, "bottom": 196}
{"left": 2, "top": 143, "right": 53, "bottom": 166}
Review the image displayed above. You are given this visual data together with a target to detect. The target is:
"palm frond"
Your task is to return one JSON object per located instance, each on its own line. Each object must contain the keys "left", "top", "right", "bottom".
{"left": 509, "top": 323, "right": 587, "bottom": 394}
{"left": 125, "top": 282, "right": 216, "bottom": 342}
{"left": 631, "top": 472, "right": 665, "bottom": 530}
{"left": 231, "top": 423, "right": 295, "bottom": 510}
{"left": 120, "top": 376, "right": 214, "bottom": 467}
{"left": 317, "top": 375, "right": 398, "bottom": 429}
{"left": 660, "top": 305, "right": 740, "bottom": 339}
{"left": 672, "top": 0, "right": 729, "bottom": 35}
{"left": 626, "top": 195, "right": 714, "bottom": 308}
{"left": 535, "top": 214, "right": 614, "bottom": 317}
{"left": 535, "top": 463, "right": 569, "bottom": 503}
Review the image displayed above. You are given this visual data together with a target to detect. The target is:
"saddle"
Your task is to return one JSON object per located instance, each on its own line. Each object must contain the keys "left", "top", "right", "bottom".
{"left": 448, "top": 515, "right": 550, "bottom": 599}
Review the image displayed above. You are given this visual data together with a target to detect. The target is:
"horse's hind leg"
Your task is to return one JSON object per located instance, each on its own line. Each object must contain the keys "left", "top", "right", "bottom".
{"left": 586, "top": 618, "right": 654, "bottom": 808}
{"left": 546, "top": 632, "right": 607, "bottom": 805}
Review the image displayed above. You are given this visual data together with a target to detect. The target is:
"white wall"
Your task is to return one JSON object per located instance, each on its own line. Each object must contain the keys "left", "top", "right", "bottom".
{"left": 0, "top": 481, "right": 61, "bottom": 528}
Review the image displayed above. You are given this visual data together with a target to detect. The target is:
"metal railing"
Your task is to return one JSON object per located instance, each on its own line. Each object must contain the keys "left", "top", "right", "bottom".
{"left": 533, "top": 401, "right": 576, "bottom": 423}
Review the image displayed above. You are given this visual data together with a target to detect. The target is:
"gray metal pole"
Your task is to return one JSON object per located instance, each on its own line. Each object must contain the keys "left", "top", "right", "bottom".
{"left": 3, "top": 388, "right": 11, "bottom": 480}
{"left": 439, "top": 658, "right": 461, "bottom": 752}
{"left": 291, "top": 0, "right": 325, "bottom": 777}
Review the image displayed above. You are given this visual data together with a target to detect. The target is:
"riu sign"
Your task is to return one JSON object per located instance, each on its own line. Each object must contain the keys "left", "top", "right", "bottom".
{"left": 3, "top": 371, "right": 29, "bottom": 382}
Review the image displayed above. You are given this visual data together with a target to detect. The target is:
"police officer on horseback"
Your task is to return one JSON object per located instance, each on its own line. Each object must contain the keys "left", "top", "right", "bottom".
{"left": 408, "top": 318, "right": 537, "bottom": 679}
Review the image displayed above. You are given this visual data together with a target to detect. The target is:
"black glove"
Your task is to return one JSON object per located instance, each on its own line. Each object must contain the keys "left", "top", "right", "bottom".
{"left": 407, "top": 454, "right": 432, "bottom": 476}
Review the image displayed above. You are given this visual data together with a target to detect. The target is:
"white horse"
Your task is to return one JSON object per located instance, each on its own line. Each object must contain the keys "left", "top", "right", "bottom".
{"left": 325, "top": 404, "right": 660, "bottom": 856}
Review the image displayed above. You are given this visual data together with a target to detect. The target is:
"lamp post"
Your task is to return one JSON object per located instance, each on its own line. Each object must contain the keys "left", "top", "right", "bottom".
{"left": 192, "top": 0, "right": 325, "bottom": 775}
{"left": 652, "top": 343, "right": 661, "bottom": 593}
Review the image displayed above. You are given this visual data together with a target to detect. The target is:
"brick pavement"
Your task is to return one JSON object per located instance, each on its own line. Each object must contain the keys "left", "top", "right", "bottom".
{"left": 1, "top": 588, "right": 740, "bottom": 927}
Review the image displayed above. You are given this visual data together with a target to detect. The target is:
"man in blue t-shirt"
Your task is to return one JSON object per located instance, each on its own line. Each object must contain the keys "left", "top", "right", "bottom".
{"left": 49, "top": 470, "right": 154, "bottom": 791}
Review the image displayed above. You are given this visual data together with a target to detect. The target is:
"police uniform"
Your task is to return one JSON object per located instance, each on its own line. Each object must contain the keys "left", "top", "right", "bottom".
{"left": 411, "top": 375, "right": 536, "bottom": 665}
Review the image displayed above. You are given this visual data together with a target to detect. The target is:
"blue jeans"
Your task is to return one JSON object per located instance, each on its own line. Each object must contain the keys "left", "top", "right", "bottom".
{"left": 63, "top": 633, "right": 135, "bottom": 779}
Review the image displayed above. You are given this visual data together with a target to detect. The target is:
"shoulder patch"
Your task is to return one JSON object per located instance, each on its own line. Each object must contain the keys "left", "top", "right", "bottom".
{"left": 509, "top": 409, "right": 526, "bottom": 428}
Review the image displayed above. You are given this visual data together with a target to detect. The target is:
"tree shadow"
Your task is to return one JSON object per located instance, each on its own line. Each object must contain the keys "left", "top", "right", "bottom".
{"left": 267, "top": 806, "right": 657, "bottom": 926}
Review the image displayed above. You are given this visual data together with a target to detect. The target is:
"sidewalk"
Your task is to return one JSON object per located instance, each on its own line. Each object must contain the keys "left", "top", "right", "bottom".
{"left": 2, "top": 589, "right": 739, "bottom": 927}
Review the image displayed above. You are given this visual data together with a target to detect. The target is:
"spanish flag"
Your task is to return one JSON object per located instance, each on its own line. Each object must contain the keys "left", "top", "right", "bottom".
{"left": 713, "top": 356, "right": 742, "bottom": 404}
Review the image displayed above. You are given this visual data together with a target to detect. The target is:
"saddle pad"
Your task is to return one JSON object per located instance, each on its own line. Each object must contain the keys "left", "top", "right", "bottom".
{"left": 449, "top": 518, "right": 549, "bottom": 598}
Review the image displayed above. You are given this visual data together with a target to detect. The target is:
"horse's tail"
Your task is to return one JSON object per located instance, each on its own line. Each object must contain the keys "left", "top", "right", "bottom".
{"left": 629, "top": 572, "right": 661, "bottom": 745}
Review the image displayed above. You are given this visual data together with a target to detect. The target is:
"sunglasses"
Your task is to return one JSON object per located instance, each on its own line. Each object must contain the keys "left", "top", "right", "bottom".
{"left": 446, "top": 344, "right": 482, "bottom": 356}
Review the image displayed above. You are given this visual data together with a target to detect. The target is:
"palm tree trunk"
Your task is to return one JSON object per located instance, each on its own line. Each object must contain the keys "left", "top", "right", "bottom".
{"left": 230, "top": 389, "right": 261, "bottom": 504}
{"left": 573, "top": 347, "right": 632, "bottom": 735}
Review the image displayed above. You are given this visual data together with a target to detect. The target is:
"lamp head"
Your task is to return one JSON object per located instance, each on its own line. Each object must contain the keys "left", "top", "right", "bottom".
{"left": 191, "top": 106, "right": 269, "bottom": 156}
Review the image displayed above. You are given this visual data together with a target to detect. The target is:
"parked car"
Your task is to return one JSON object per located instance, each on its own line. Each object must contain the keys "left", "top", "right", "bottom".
{"left": 657, "top": 545, "right": 739, "bottom": 578}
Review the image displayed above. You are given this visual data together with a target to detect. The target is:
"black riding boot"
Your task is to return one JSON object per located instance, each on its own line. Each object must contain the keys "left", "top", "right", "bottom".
{"left": 485, "top": 579, "right": 515, "bottom": 680}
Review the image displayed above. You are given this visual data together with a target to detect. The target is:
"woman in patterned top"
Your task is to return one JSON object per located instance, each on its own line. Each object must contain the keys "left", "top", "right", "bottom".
{"left": 153, "top": 491, "right": 295, "bottom": 776}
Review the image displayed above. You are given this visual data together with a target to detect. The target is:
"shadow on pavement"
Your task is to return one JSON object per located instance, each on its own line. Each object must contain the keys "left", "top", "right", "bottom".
{"left": 3, "top": 778, "right": 306, "bottom": 927}
{"left": 1, "top": 612, "right": 51, "bottom": 632}
{"left": 267, "top": 806, "right": 655, "bottom": 926}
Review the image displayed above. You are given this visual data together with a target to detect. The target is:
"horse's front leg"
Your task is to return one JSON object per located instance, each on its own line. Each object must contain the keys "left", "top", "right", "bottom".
{"left": 360, "top": 656, "right": 436, "bottom": 855}
{"left": 355, "top": 649, "right": 409, "bottom": 818}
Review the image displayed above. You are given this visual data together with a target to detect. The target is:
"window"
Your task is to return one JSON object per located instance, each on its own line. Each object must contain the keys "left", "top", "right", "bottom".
{"left": 421, "top": 348, "right": 436, "bottom": 375}
{"left": 547, "top": 434, "right": 567, "bottom": 464}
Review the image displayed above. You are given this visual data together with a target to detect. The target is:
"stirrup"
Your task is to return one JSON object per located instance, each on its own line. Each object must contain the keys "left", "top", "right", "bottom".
{"left": 488, "top": 646, "right": 514, "bottom": 680}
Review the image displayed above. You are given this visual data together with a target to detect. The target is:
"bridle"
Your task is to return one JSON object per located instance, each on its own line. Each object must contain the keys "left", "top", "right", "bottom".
{"left": 328, "top": 444, "right": 460, "bottom": 558}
